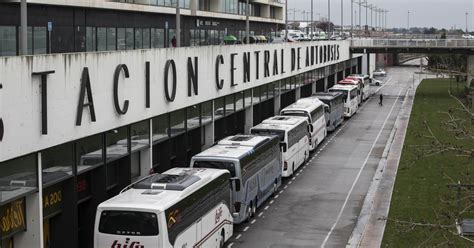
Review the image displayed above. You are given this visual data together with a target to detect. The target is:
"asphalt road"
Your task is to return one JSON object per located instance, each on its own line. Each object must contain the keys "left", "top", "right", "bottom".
{"left": 228, "top": 67, "right": 417, "bottom": 248}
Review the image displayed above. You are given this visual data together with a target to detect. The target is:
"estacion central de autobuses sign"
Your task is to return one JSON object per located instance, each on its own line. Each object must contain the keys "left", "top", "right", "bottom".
{"left": 0, "top": 41, "right": 348, "bottom": 161}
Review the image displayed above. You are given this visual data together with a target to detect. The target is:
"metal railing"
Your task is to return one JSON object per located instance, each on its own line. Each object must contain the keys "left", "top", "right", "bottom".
{"left": 350, "top": 39, "right": 474, "bottom": 48}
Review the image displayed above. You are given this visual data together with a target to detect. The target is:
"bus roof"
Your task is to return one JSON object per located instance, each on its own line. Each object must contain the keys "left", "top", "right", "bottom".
{"left": 312, "top": 92, "right": 343, "bottom": 101}
{"left": 218, "top": 134, "right": 277, "bottom": 148}
{"left": 281, "top": 97, "right": 325, "bottom": 113}
{"left": 338, "top": 79, "right": 359, "bottom": 85}
{"left": 262, "top": 115, "right": 308, "bottom": 126}
{"left": 329, "top": 84, "right": 358, "bottom": 91}
{"left": 97, "top": 168, "right": 228, "bottom": 213}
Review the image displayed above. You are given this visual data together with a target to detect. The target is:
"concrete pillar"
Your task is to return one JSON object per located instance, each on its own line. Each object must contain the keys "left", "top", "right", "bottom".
{"left": 312, "top": 81, "right": 317, "bottom": 94}
{"left": 16, "top": 153, "right": 43, "bottom": 248}
{"left": 244, "top": 106, "right": 254, "bottom": 134}
{"left": 295, "top": 87, "right": 301, "bottom": 101}
{"left": 324, "top": 77, "right": 328, "bottom": 92}
{"left": 203, "top": 122, "right": 214, "bottom": 149}
{"left": 20, "top": 0, "right": 27, "bottom": 55}
{"left": 189, "top": 0, "right": 197, "bottom": 15}
{"left": 467, "top": 55, "right": 474, "bottom": 88}
{"left": 334, "top": 73, "right": 338, "bottom": 84}
{"left": 274, "top": 95, "right": 281, "bottom": 115}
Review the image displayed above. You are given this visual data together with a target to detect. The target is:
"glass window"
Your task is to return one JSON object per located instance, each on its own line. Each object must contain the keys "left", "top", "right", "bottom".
{"left": 76, "top": 134, "right": 103, "bottom": 174}
{"left": 152, "top": 114, "right": 169, "bottom": 142}
{"left": 26, "top": 26, "right": 33, "bottom": 55}
{"left": 143, "top": 28, "right": 150, "bottom": 49}
{"left": 267, "top": 83, "right": 275, "bottom": 99}
{"left": 187, "top": 105, "right": 201, "bottom": 130}
{"left": 152, "top": 28, "right": 164, "bottom": 48}
{"left": 117, "top": 28, "right": 126, "bottom": 50}
{"left": 214, "top": 97, "right": 225, "bottom": 120}
{"left": 260, "top": 84, "right": 268, "bottom": 101}
{"left": 253, "top": 87, "right": 260, "bottom": 104}
{"left": 126, "top": 28, "right": 134, "bottom": 50}
{"left": 201, "top": 101, "right": 213, "bottom": 125}
{"left": 225, "top": 94, "right": 235, "bottom": 114}
{"left": 131, "top": 120, "right": 150, "bottom": 152}
{"left": 0, "top": 154, "right": 37, "bottom": 204}
{"left": 99, "top": 211, "right": 159, "bottom": 236}
{"left": 42, "top": 142, "right": 73, "bottom": 185}
{"left": 107, "top": 27, "right": 116, "bottom": 51}
{"left": 135, "top": 29, "right": 143, "bottom": 49}
{"left": 105, "top": 127, "right": 129, "bottom": 162}
{"left": 97, "top": 27, "right": 107, "bottom": 51}
{"left": 244, "top": 89, "right": 252, "bottom": 107}
{"left": 86, "top": 27, "right": 96, "bottom": 52}
{"left": 235, "top": 91, "right": 244, "bottom": 110}
{"left": 0, "top": 26, "right": 17, "bottom": 56}
{"left": 168, "top": 29, "right": 175, "bottom": 47}
{"left": 170, "top": 109, "right": 186, "bottom": 136}
{"left": 33, "top": 27, "right": 47, "bottom": 54}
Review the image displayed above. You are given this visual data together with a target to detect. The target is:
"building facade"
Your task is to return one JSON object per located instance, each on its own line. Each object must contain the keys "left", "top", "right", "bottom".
{"left": 0, "top": 1, "right": 365, "bottom": 248}
{"left": 0, "top": 0, "right": 285, "bottom": 56}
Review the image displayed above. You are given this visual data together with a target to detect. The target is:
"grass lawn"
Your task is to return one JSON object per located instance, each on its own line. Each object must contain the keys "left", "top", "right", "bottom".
{"left": 382, "top": 79, "right": 474, "bottom": 247}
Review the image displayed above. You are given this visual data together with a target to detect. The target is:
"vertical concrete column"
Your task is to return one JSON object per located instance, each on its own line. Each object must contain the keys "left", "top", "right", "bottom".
{"left": 295, "top": 87, "right": 301, "bottom": 101}
{"left": 274, "top": 82, "right": 281, "bottom": 115}
{"left": 244, "top": 89, "right": 254, "bottom": 134}
{"left": 334, "top": 73, "right": 338, "bottom": 85}
{"left": 467, "top": 55, "right": 474, "bottom": 88}
{"left": 20, "top": 0, "right": 27, "bottom": 55}
{"left": 16, "top": 153, "right": 43, "bottom": 248}
{"left": 139, "top": 118, "right": 153, "bottom": 177}
{"left": 312, "top": 81, "right": 317, "bottom": 94}
{"left": 203, "top": 101, "right": 215, "bottom": 149}
{"left": 189, "top": 0, "right": 197, "bottom": 16}
{"left": 324, "top": 77, "right": 329, "bottom": 92}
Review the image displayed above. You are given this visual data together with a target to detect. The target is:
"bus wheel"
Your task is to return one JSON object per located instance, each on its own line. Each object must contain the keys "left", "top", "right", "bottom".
{"left": 219, "top": 229, "right": 225, "bottom": 248}
{"left": 292, "top": 164, "right": 295, "bottom": 175}
{"left": 245, "top": 203, "right": 252, "bottom": 222}
{"left": 251, "top": 200, "right": 257, "bottom": 218}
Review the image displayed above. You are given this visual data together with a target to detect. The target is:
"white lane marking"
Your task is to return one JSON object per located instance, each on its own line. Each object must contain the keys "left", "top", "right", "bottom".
{"left": 320, "top": 87, "right": 404, "bottom": 248}
{"left": 264, "top": 205, "right": 269, "bottom": 210}
{"left": 251, "top": 219, "right": 256, "bottom": 224}
{"left": 243, "top": 226, "right": 250, "bottom": 232}
{"left": 274, "top": 195, "right": 279, "bottom": 199}
{"left": 374, "top": 76, "right": 393, "bottom": 94}
{"left": 258, "top": 212, "right": 263, "bottom": 217}
{"left": 227, "top": 242, "right": 234, "bottom": 248}
{"left": 269, "top": 200, "right": 274, "bottom": 204}
{"left": 296, "top": 173, "right": 300, "bottom": 176}
{"left": 288, "top": 181, "right": 293, "bottom": 184}
{"left": 292, "top": 177, "right": 296, "bottom": 180}
{"left": 235, "top": 234, "right": 242, "bottom": 240}
{"left": 279, "top": 190, "right": 284, "bottom": 194}
{"left": 284, "top": 185, "right": 288, "bottom": 189}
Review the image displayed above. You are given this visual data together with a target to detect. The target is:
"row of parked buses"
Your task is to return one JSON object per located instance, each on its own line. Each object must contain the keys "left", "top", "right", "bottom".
{"left": 93, "top": 74, "right": 372, "bottom": 248}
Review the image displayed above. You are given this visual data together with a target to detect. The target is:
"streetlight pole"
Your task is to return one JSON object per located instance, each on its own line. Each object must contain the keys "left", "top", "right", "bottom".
{"left": 351, "top": 0, "right": 354, "bottom": 38}
{"left": 466, "top": 12, "right": 469, "bottom": 33}
{"left": 369, "top": 4, "right": 374, "bottom": 31}
{"left": 407, "top": 10, "right": 410, "bottom": 32}
{"left": 363, "top": 0, "right": 368, "bottom": 34}
{"left": 311, "top": 0, "right": 314, "bottom": 37}
{"left": 246, "top": 0, "right": 250, "bottom": 44}
{"left": 20, "top": 0, "right": 27, "bottom": 55}
{"left": 285, "top": 0, "right": 288, "bottom": 41}
{"left": 358, "top": 0, "right": 362, "bottom": 32}
{"left": 328, "top": 0, "right": 331, "bottom": 35}
{"left": 340, "top": 0, "right": 343, "bottom": 35}
{"left": 385, "top": 10, "right": 388, "bottom": 32}
{"left": 175, "top": 0, "right": 181, "bottom": 47}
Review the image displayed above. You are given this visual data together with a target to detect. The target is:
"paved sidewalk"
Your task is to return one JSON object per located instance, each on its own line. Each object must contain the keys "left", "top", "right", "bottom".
{"left": 347, "top": 77, "right": 423, "bottom": 247}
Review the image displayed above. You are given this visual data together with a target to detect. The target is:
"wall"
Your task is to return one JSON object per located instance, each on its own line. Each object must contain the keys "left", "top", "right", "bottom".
{"left": 0, "top": 41, "right": 350, "bottom": 162}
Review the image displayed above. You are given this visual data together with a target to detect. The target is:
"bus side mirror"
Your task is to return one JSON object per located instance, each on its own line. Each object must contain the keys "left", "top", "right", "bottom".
{"left": 230, "top": 177, "right": 241, "bottom": 192}
{"left": 279, "top": 142, "right": 287, "bottom": 153}
{"left": 309, "top": 124, "right": 314, "bottom": 133}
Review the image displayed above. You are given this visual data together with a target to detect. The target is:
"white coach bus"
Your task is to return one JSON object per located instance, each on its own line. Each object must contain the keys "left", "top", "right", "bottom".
{"left": 191, "top": 135, "right": 282, "bottom": 224}
{"left": 251, "top": 116, "right": 310, "bottom": 177}
{"left": 280, "top": 97, "right": 327, "bottom": 151}
{"left": 94, "top": 168, "right": 233, "bottom": 248}
{"left": 328, "top": 84, "right": 359, "bottom": 118}
{"left": 347, "top": 74, "right": 371, "bottom": 101}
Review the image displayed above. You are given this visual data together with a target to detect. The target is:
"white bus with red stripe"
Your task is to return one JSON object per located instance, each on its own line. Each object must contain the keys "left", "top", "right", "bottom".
{"left": 280, "top": 97, "right": 327, "bottom": 151}
{"left": 94, "top": 168, "right": 233, "bottom": 248}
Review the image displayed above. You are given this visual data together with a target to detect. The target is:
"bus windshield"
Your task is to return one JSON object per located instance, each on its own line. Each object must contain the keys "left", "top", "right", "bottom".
{"left": 99, "top": 210, "right": 159, "bottom": 236}
{"left": 193, "top": 161, "right": 236, "bottom": 177}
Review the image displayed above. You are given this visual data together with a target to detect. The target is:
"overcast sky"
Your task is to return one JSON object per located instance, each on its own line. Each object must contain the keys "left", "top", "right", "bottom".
{"left": 287, "top": 0, "right": 474, "bottom": 30}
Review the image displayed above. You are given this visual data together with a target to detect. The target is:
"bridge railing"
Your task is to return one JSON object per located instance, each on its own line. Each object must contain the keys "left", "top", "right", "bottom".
{"left": 350, "top": 39, "right": 474, "bottom": 48}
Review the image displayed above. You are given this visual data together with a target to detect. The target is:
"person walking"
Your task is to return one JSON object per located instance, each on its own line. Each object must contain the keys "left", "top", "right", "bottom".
{"left": 379, "top": 93, "right": 384, "bottom": 106}
{"left": 171, "top": 36, "right": 177, "bottom": 48}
